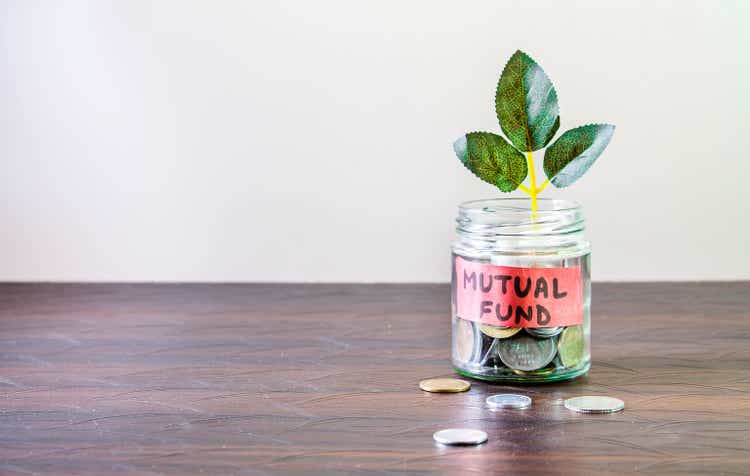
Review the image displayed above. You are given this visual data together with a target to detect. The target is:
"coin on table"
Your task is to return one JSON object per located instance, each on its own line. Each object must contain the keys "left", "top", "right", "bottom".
{"left": 433, "top": 428, "right": 488, "bottom": 446}
{"left": 419, "top": 378, "right": 471, "bottom": 393}
{"left": 557, "top": 325, "right": 585, "bottom": 368}
{"left": 564, "top": 396, "right": 624, "bottom": 414}
{"left": 455, "top": 318, "right": 479, "bottom": 363}
{"left": 486, "top": 394, "right": 532, "bottom": 409}
{"left": 526, "top": 326, "right": 563, "bottom": 338}
{"left": 479, "top": 324, "right": 522, "bottom": 339}
{"left": 496, "top": 334, "right": 557, "bottom": 371}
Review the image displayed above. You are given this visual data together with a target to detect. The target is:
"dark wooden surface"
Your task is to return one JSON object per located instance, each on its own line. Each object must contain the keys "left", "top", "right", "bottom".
{"left": 1, "top": 283, "right": 749, "bottom": 475}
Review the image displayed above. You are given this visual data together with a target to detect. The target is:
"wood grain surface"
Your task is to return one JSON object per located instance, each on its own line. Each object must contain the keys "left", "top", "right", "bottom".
{"left": 1, "top": 283, "right": 749, "bottom": 475}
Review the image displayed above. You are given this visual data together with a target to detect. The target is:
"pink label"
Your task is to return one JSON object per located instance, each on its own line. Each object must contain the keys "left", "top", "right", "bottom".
{"left": 455, "top": 256, "right": 583, "bottom": 328}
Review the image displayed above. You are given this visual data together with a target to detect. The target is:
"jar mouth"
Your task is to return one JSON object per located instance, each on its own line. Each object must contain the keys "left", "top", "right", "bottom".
{"left": 456, "top": 197, "right": 585, "bottom": 239}
{"left": 459, "top": 197, "right": 581, "bottom": 215}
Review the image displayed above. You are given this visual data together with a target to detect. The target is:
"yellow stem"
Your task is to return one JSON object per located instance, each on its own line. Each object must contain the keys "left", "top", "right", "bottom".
{"left": 526, "top": 151, "right": 538, "bottom": 216}
{"left": 518, "top": 184, "right": 532, "bottom": 195}
{"left": 536, "top": 179, "right": 550, "bottom": 194}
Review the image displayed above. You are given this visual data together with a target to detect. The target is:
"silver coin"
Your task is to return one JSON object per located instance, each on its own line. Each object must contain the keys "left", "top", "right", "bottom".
{"left": 454, "top": 318, "right": 478, "bottom": 363}
{"left": 496, "top": 334, "right": 557, "bottom": 371}
{"left": 564, "top": 396, "right": 624, "bottom": 414}
{"left": 526, "top": 327, "right": 563, "bottom": 338}
{"left": 454, "top": 318, "right": 486, "bottom": 365}
{"left": 433, "top": 428, "right": 488, "bottom": 446}
{"left": 478, "top": 336, "right": 499, "bottom": 367}
{"left": 486, "top": 394, "right": 531, "bottom": 409}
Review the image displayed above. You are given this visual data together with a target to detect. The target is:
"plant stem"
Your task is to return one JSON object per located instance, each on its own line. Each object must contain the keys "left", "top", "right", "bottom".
{"left": 526, "top": 151, "right": 538, "bottom": 216}
{"left": 536, "top": 179, "right": 550, "bottom": 194}
{"left": 517, "top": 151, "right": 545, "bottom": 218}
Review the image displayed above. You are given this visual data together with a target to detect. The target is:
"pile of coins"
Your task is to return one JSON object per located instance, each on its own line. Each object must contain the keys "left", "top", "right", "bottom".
{"left": 453, "top": 317, "right": 585, "bottom": 377}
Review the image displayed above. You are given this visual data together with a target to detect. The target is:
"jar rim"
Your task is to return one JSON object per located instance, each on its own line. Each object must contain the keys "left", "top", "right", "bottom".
{"left": 455, "top": 197, "right": 586, "bottom": 242}
{"left": 459, "top": 197, "right": 581, "bottom": 215}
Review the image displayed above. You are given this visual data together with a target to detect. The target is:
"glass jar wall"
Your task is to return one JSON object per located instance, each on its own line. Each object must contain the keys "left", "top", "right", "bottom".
{"left": 451, "top": 198, "right": 591, "bottom": 383}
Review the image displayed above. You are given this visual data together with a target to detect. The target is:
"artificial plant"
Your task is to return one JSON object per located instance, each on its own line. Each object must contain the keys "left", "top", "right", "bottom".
{"left": 453, "top": 50, "right": 615, "bottom": 213}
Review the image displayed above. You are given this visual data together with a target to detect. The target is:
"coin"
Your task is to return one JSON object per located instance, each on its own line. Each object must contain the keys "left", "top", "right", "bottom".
{"left": 480, "top": 324, "right": 522, "bottom": 339}
{"left": 512, "top": 365, "right": 556, "bottom": 377}
{"left": 419, "top": 378, "right": 471, "bottom": 393}
{"left": 479, "top": 332, "right": 498, "bottom": 363}
{"left": 433, "top": 428, "right": 488, "bottom": 446}
{"left": 564, "top": 396, "right": 624, "bottom": 414}
{"left": 557, "top": 325, "right": 585, "bottom": 368}
{"left": 486, "top": 394, "right": 531, "bottom": 409}
{"left": 477, "top": 336, "right": 501, "bottom": 367}
{"left": 496, "top": 334, "right": 557, "bottom": 371}
{"left": 455, "top": 318, "right": 478, "bottom": 363}
{"left": 526, "top": 327, "right": 563, "bottom": 338}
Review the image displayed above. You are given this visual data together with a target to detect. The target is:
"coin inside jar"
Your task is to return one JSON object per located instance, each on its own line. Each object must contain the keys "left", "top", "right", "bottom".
{"left": 477, "top": 332, "right": 499, "bottom": 366}
{"left": 512, "top": 365, "right": 556, "bottom": 377}
{"left": 496, "top": 334, "right": 557, "bottom": 371}
{"left": 419, "top": 378, "right": 471, "bottom": 393}
{"left": 479, "top": 324, "right": 522, "bottom": 339}
{"left": 557, "top": 325, "right": 585, "bottom": 368}
{"left": 454, "top": 318, "right": 478, "bottom": 363}
{"left": 526, "top": 326, "right": 563, "bottom": 338}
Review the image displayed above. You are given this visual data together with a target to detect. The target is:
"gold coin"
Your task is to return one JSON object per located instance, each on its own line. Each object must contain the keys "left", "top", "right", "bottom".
{"left": 512, "top": 366, "right": 556, "bottom": 377}
{"left": 479, "top": 324, "right": 522, "bottom": 339}
{"left": 419, "top": 378, "right": 471, "bottom": 393}
{"left": 557, "top": 325, "right": 585, "bottom": 368}
{"left": 455, "top": 318, "right": 476, "bottom": 363}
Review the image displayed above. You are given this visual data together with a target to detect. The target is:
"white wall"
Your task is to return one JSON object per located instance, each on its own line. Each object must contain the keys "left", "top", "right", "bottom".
{"left": 2, "top": 0, "right": 749, "bottom": 282}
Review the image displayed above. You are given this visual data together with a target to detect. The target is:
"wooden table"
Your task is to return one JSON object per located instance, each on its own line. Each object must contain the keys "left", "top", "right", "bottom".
{"left": 1, "top": 283, "right": 748, "bottom": 475}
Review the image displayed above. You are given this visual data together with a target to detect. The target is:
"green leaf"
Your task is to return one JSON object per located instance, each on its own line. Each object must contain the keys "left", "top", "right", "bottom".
{"left": 495, "top": 50, "right": 560, "bottom": 152}
{"left": 453, "top": 132, "right": 528, "bottom": 192}
{"left": 543, "top": 124, "right": 615, "bottom": 188}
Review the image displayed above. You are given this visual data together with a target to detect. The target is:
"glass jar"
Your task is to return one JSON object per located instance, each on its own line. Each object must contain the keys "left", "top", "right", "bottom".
{"left": 451, "top": 198, "right": 591, "bottom": 383}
